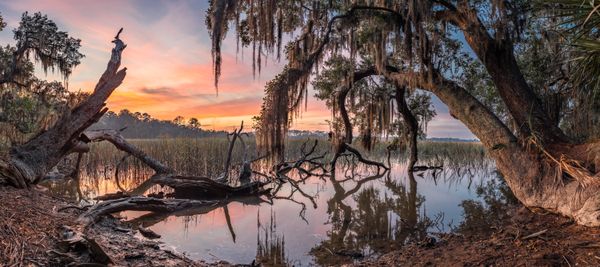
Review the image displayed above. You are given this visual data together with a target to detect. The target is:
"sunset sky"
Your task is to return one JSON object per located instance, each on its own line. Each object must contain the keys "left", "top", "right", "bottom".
{"left": 0, "top": 0, "right": 475, "bottom": 138}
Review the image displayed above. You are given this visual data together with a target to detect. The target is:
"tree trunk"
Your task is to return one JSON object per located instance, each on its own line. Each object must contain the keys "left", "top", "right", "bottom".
{"left": 385, "top": 68, "right": 600, "bottom": 226}
{"left": 0, "top": 31, "right": 128, "bottom": 188}
{"left": 338, "top": 85, "right": 354, "bottom": 144}
{"left": 394, "top": 86, "right": 419, "bottom": 170}
{"left": 445, "top": 6, "right": 568, "bottom": 144}
{"left": 336, "top": 67, "right": 379, "bottom": 144}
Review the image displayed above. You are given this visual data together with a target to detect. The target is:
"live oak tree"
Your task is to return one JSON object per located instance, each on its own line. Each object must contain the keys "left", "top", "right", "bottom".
{"left": 311, "top": 55, "right": 436, "bottom": 168}
{"left": 207, "top": 0, "right": 600, "bottom": 226}
{"left": 0, "top": 12, "right": 87, "bottom": 145}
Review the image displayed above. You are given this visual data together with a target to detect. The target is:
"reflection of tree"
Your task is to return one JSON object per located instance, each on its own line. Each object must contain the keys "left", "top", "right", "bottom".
{"left": 385, "top": 171, "right": 432, "bottom": 245}
{"left": 124, "top": 196, "right": 264, "bottom": 244}
{"left": 457, "top": 172, "right": 518, "bottom": 234}
{"left": 311, "top": 169, "right": 434, "bottom": 265}
{"left": 255, "top": 209, "right": 291, "bottom": 267}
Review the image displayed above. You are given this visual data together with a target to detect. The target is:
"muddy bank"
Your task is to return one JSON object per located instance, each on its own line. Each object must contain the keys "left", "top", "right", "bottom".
{"left": 360, "top": 205, "right": 600, "bottom": 266}
{"left": 0, "top": 186, "right": 233, "bottom": 267}
{"left": 5, "top": 184, "right": 600, "bottom": 266}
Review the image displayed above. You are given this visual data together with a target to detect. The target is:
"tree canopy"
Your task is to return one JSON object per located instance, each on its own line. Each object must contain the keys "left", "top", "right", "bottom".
{"left": 0, "top": 12, "right": 86, "bottom": 144}
{"left": 207, "top": 0, "right": 600, "bottom": 158}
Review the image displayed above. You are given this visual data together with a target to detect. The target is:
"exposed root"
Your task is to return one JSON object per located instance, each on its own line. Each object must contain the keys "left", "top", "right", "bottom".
{"left": 529, "top": 138, "right": 600, "bottom": 188}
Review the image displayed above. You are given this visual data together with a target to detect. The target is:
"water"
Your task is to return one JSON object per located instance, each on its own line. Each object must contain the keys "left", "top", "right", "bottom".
{"left": 42, "top": 144, "right": 503, "bottom": 266}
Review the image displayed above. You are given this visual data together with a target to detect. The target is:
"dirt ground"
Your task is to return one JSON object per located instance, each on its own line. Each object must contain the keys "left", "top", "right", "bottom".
{"left": 4, "top": 185, "right": 600, "bottom": 267}
{"left": 0, "top": 186, "right": 234, "bottom": 267}
{"left": 360, "top": 206, "right": 600, "bottom": 267}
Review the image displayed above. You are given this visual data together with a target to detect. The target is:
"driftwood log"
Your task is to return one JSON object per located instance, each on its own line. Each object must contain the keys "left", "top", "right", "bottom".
{"left": 78, "top": 197, "right": 220, "bottom": 225}
{"left": 0, "top": 30, "right": 274, "bottom": 230}
{"left": 82, "top": 129, "right": 270, "bottom": 201}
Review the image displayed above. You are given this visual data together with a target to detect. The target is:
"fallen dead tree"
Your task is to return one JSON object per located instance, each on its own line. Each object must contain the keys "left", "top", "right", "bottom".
{"left": 82, "top": 126, "right": 270, "bottom": 201}
{"left": 143, "top": 174, "right": 270, "bottom": 199}
{"left": 0, "top": 29, "right": 127, "bottom": 189}
{"left": 0, "top": 32, "right": 278, "bottom": 264}
{"left": 78, "top": 197, "right": 221, "bottom": 226}
{"left": 0, "top": 27, "right": 395, "bottom": 265}
{"left": 0, "top": 29, "right": 270, "bottom": 204}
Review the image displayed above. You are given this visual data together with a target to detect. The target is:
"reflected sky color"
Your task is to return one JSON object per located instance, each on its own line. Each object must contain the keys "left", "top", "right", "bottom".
{"left": 85, "top": 161, "right": 495, "bottom": 265}
{"left": 0, "top": 0, "right": 475, "bottom": 138}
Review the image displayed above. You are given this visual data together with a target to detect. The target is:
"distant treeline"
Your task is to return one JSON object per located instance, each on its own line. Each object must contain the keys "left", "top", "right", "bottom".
{"left": 90, "top": 109, "right": 227, "bottom": 139}
{"left": 89, "top": 110, "right": 337, "bottom": 140}
{"left": 426, "top": 137, "right": 479, "bottom": 143}
{"left": 288, "top": 130, "right": 329, "bottom": 139}
{"left": 91, "top": 110, "right": 476, "bottom": 141}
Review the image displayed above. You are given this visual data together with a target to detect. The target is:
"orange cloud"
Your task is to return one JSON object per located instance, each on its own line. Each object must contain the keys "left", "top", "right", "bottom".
{"left": 0, "top": 0, "right": 475, "bottom": 137}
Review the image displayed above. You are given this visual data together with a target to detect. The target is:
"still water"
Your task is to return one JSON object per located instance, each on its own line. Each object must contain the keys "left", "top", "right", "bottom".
{"left": 44, "top": 148, "right": 501, "bottom": 266}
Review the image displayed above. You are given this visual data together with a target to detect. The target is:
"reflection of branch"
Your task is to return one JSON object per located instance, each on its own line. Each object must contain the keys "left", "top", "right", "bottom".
{"left": 114, "top": 154, "right": 129, "bottom": 192}
{"left": 270, "top": 195, "right": 309, "bottom": 223}
{"left": 223, "top": 206, "right": 236, "bottom": 243}
{"left": 337, "top": 170, "right": 388, "bottom": 199}
{"left": 275, "top": 173, "right": 317, "bottom": 209}
{"left": 264, "top": 140, "right": 330, "bottom": 222}
{"left": 79, "top": 197, "right": 221, "bottom": 226}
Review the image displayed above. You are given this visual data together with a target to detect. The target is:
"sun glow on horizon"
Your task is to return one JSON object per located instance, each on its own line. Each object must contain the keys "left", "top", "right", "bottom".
{"left": 0, "top": 0, "right": 475, "bottom": 138}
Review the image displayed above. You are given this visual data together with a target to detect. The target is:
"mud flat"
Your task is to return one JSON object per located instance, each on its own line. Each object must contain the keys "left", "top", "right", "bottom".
{"left": 0, "top": 186, "right": 234, "bottom": 267}
{"left": 360, "top": 205, "right": 600, "bottom": 266}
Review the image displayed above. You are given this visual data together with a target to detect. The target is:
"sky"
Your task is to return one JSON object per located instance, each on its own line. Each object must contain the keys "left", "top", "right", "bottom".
{"left": 0, "top": 0, "right": 475, "bottom": 138}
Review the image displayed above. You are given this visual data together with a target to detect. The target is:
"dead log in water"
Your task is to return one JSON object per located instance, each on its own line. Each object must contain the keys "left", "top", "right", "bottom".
{"left": 148, "top": 174, "right": 270, "bottom": 199}
{"left": 78, "top": 197, "right": 221, "bottom": 225}
{"left": 82, "top": 128, "right": 270, "bottom": 200}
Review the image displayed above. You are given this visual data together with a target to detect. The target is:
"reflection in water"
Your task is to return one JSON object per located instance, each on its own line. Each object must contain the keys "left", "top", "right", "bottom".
{"left": 310, "top": 168, "right": 437, "bottom": 265}
{"left": 43, "top": 141, "right": 502, "bottom": 266}
{"left": 256, "top": 210, "right": 292, "bottom": 267}
{"left": 457, "top": 171, "right": 518, "bottom": 234}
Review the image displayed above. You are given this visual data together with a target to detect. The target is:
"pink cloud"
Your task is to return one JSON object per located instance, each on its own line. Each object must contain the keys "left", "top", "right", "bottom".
{"left": 0, "top": 0, "right": 476, "bottom": 137}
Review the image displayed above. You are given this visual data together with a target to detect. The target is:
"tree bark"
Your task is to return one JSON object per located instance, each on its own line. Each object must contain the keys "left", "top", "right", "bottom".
{"left": 439, "top": 5, "right": 569, "bottom": 144}
{"left": 338, "top": 85, "right": 354, "bottom": 144}
{"left": 0, "top": 30, "right": 128, "bottom": 188}
{"left": 336, "top": 67, "right": 379, "bottom": 144}
{"left": 394, "top": 86, "right": 419, "bottom": 170}
{"left": 385, "top": 68, "right": 600, "bottom": 226}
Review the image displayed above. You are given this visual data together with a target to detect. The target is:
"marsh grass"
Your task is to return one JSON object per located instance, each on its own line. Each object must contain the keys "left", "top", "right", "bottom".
{"left": 62, "top": 137, "right": 488, "bottom": 199}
